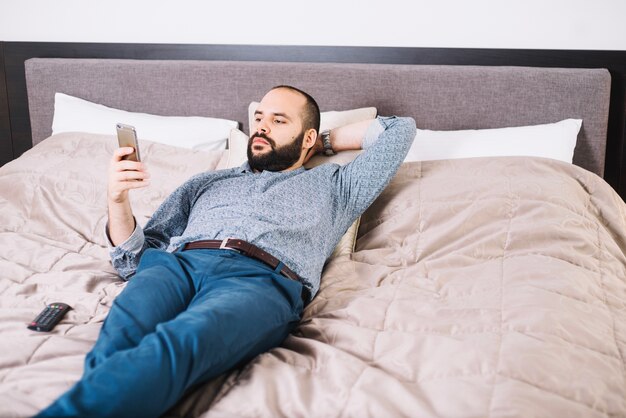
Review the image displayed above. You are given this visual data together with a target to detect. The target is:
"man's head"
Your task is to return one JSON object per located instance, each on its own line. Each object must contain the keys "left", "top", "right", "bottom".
{"left": 247, "top": 86, "right": 320, "bottom": 172}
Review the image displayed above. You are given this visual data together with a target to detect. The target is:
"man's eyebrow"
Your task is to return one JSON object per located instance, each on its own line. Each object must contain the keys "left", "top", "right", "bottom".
{"left": 254, "top": 110, "right": 292, "bottom": 120}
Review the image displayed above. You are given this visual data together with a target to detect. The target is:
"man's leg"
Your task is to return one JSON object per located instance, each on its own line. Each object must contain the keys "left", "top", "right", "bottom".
{"left": 84, "top": 249, "right": 196, "bottom": 371}
{"left": 36, "top": 250, "right": 304, "bottom": 418}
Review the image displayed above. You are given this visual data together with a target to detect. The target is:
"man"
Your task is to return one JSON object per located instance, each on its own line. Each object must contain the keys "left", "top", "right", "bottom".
{"left": 37, "top": 86, "right": 416, "bottom": 417}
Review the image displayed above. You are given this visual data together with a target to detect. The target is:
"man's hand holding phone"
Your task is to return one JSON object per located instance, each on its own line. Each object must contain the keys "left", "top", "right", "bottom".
{"left": 106, "top": 124, "right": 150, "bottom": 246}
{"left": 107, "top": 147, "right": 150, "bottom": 203}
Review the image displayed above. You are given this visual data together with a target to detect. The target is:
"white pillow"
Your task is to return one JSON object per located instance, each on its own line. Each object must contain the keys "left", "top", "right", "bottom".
{"left": 52, "top": 92, "right": 238, "bottom": 151}
{"left": 216, "top": 128, "right": 249, "bottom": 170}
{"left": 405, "top": 119, "right": 582, "bottom": 163}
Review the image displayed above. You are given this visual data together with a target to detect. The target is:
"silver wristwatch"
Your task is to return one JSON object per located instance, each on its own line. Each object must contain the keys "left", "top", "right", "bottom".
{"left": 321, "top": 129, "right": 335, "bottom": 156}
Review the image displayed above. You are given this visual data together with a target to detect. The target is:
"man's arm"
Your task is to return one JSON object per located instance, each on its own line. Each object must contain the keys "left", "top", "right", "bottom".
{"left": 105, "top": 147, "right": 202, "bottom": 279}
{"left": 304, "top": 119, "right": 374, "bottom": 163}
{"left": 107, "top": 147, "right": 150, "bottom": 245}
{"left": 325, "top": 119, "right": 374, "bottom": 153}
{"left": 332, "top": 116, "right": 416, "bottom": 218}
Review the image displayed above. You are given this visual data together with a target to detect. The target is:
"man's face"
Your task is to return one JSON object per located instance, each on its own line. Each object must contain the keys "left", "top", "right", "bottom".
{"left": 247, "top": 88, "right": 307, "bottom": 172}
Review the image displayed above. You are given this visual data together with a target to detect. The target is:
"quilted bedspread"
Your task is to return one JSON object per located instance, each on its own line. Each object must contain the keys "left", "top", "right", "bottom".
{"left": 1, "top": 133, "right": 625, "bottom": 417}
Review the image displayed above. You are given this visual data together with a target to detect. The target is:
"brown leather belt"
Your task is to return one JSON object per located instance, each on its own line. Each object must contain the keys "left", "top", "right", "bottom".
{"left": 181, "top": 239, "right": 307, "bottom": 301}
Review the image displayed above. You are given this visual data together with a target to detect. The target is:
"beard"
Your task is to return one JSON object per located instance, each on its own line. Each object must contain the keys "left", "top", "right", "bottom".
{"left": 247, "top": 131, "right": 305, "bottom": 172}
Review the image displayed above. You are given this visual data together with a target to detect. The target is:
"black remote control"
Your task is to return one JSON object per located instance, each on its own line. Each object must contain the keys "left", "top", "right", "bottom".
{"left": 27, "top": 302, "right": 71, "bottom": 332}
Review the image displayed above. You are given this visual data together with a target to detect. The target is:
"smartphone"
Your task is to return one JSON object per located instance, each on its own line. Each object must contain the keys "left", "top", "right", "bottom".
{"left": 116, "top": 123, "right": 141, "bottom": 162}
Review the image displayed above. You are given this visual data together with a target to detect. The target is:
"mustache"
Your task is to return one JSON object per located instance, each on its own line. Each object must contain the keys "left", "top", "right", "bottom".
{"left": 250, "top": 133, "right": 276, "bottom": 148}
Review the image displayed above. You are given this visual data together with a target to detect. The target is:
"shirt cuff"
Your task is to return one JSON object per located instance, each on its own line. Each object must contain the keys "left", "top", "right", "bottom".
{"left": 362, "top": 116, "right": 396, "bottom": 149}
{"left": 104, "top": 219, "right": 145, "bottom": 255}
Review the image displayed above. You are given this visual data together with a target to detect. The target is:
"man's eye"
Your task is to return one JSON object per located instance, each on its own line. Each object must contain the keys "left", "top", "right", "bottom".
{"left": 274, "top": 120, "right": 283, "bottom": 124}
{"left": 254, "top": 118, "right": 261, "bottom": 123}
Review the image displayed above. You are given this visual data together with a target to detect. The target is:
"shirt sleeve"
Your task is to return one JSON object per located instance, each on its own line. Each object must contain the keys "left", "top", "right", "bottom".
{"left": 335, "top": 116, "right": 416, "bottom": 220}
{"left": 104, "top": 218, "right": 144, "bottom": 254}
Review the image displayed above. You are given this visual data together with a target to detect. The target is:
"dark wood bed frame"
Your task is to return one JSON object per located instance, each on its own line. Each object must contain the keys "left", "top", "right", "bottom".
{"left": 1, "top": 42, "right": 625, "bottom": 199}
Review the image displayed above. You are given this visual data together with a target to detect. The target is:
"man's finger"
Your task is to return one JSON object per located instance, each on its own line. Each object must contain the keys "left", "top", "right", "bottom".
{"left": 119, "top": 179, "right": 150, "bottom": 189}
{"left": 112, "top": 147, "right": 136, "bottom": 160}
{"left": 114, "top": 170, "right": 150, "bottom": 182}
{"left": 115, "top": 161, "right": 146, "bottom": 172}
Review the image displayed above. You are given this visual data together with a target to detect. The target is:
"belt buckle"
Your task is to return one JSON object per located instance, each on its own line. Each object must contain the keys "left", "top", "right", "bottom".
{"left": 219, "top": 237, "right": 238, "bottom": 252}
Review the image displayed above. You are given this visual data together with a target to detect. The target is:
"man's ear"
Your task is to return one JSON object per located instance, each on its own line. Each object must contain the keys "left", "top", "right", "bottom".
{"left": 303, "top": 129, "right": 318, "bottom": 149}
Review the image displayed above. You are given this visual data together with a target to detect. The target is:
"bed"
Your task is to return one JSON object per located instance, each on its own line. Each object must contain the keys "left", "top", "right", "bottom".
{"left": 0, "top": 58, "right": 625, "bottom": 417}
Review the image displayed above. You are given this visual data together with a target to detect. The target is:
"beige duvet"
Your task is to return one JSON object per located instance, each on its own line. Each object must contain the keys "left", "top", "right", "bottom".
{"left": 0, "top": 133, "right": 625, "bottom": 417}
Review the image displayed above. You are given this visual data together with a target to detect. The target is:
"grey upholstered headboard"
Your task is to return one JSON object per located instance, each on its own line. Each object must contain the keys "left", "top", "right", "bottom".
{"left": 24, "top": 58, "right": 611, "bottom": 176}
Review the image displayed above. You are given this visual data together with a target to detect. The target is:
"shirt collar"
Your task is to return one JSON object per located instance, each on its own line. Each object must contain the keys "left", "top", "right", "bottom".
{"left": 239, "top": 161, "right": 252, "bottom": 173}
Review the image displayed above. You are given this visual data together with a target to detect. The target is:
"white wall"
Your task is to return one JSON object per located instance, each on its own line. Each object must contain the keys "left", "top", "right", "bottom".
{"left": 1, "top": 0, "right": 625, "bottom": 50}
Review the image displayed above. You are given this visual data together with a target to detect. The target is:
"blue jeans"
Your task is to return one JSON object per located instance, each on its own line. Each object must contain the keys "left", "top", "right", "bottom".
{"left": 36, "top": 248, "right": 305, "bottom": 418}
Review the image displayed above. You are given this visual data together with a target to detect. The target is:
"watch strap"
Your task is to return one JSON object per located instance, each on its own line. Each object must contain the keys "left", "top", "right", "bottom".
{"left": 321, "top": 129, "right": 335, "bottom": 156}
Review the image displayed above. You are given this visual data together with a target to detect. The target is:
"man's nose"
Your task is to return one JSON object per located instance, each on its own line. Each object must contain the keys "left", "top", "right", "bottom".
{"left": 256, "top": 119, "right": 270, "bottom": 134}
